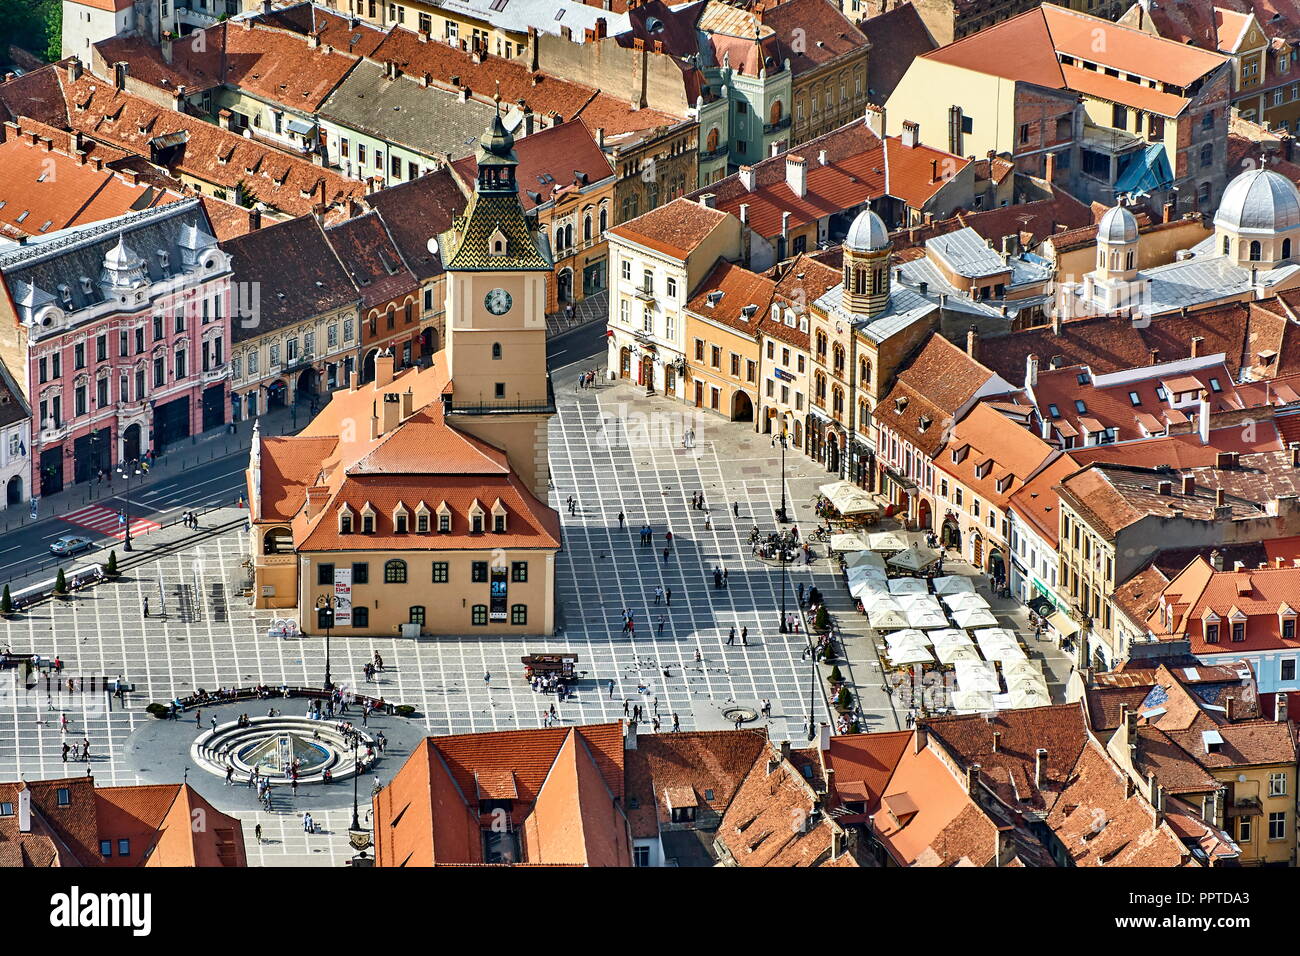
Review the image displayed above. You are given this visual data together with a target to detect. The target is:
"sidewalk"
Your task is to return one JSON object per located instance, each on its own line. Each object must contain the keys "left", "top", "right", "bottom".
{"left": 0, "top": 403, "right": 303, "bottom": 536}
{"left": 545, "top": 289, "right": 608, "bottom": 338}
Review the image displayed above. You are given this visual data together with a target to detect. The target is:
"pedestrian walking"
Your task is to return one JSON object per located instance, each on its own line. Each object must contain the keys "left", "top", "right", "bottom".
{"left": 732, "top": 500, "right": 739, "bottom": 517}
{"left": 705, "top": 514, "right": 712, "bottom": 531}
{"left": 665, "top": 587, "right": 672, "bottom": 605}
{"left": 618, "top": 511, "right": 625, "bottom": 528}
{"left": 722, "top": 567, "right": 729, "bottom": 587}
{"left": 654, "top": 586, "right": 663, "bottom": 605}
{"left": 60, "top": 713, "right": 68, "bottom": 733}
{"left": 672, "top": 712, "right": 680, "bottom": 732}
{"left": 657, "top": 616, "right": 666, "bottom": 634}
{"left": 798, "top": 582, "right": 805, "bottom": 606}
{"left": 255, "top": 824, "right": 262, "bottom": 844}
{"left": 741, "top": 626, "right": 748, "bottom": 645}
{"left": 195, "top": 708, "right": 201, "bottom": 726}
{"left": 727, "top": 627, "right": 736, "bottom": 645}
{"left": 225, "top": 766, "right": 234, "bottom": 786}
{"left": 61, "top": 743, "right": 69, "bottom": 763}
{"left": 608, "top": 679, "right": 616, "bottom": 699}
{"left": 662, "top": 546, "right": 670, "bottom": 564}
{"left": 143, "top": 597, "right": 149, "bottom": 617}
{"left": 623, "top": 699, "right": 630, "bottom": 717}
{"left": 211, "top": 715, "right": 217, "bottom": 734}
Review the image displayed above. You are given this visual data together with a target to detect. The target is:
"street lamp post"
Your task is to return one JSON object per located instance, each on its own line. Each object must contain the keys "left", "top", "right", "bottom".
{"left": 116, "top": 459, "right": 141, "bottom": 552}
{"left": 315, "top": 595, "right": 334, "bottom": 691}
{"left": 807, "top": 632, "right": 817, "bottom": 741}
{"left": 350, "top": 736, "right": 361, "bottom": 832}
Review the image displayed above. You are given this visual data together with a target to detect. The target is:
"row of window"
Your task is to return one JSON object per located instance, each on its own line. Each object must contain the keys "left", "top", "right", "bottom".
{"left": 338, "top": 509, "right": 508, "bottom": 535}
{"left": 235, "top": 323, "right": 352, "bottom": 380}
{"left": 1237, "top": 810, "right": 1289, "bottom": 844}
{"left": 317, "top": 559, "right": 528, "bottom": 585}
{"left": 318, "top": 603, "right": 529, "bottom": 628}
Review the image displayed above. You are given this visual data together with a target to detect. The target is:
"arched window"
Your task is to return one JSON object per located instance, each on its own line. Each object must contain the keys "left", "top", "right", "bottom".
{"left": 599, "top": 206, "right": 608, "bottom": 233}
{"left": 1284, "top": 238, "right": 1293, "bottom": 260}
{"left": 832, "top": 345, "right": 845, "bottom": 375}
{"left": 1097, "top": 249, "right": 1106, "bottom": 269}
{"left": 492, "top": 342, "right": 502, "bottom": 360}
{"left": 554, "top": 225, "right": 564, "bottom": 251}
{"left": 262, "top": 527, "right": 293, "bottom": 554}
{"left": 564, "top": 224, "right": 573, "bottom": 248}
{"left": 1250, "top": 240, "right": 1263, "bottom": 261}
{"left": 706, "top": 127, "right": 720, "bottom": 153}
{"left": 859, "top": 357, "right": 870, "bottom": 383}
{"left": 770, "top": 100, "right": 783, "bottom": 125}
{"left": 858, "top": 399, "right": 868, "bottom": 432}
{"left": 1125, "top": 251, "right": 1134, "bottom": 270}
{"left": 832, "top": 386, "right": 844, "bottom": 417}
{"left": 815, "top": 371, "right": 826, "bottom": 402}
{"left": 386, "top": 305, "right": 396, "bottom": 330}
{"left": 1222, "top": 235, "right": 1231, "bottom": 256}
{"left": 384, "top": 559, "right": 408, "bottom": 583}
{"left": 584, "top": 214, "right": 592, "bottom": 241}
{"left": 815, "top": 331, "right": 827, "bottom": 357}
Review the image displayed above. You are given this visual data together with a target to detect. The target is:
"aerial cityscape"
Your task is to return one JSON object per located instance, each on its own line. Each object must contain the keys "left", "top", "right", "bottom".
{"left": 0, "top": 0, "right": 1294, "bottom": 909}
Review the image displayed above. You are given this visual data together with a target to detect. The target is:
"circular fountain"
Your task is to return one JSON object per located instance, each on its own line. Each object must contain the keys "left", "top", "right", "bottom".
{"left": 191, "top": 715, "right": 376, "bottom": 783}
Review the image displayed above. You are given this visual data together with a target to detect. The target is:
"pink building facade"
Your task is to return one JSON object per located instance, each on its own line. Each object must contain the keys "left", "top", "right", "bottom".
{"left": 0, "top": 200, "right": 232, "bottom": 496}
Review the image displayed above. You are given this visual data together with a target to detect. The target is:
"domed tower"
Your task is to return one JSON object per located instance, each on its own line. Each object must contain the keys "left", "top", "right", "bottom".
{"left": 842, "top": 207, "right": 891, "bottom": 318}
{"left": 1214, "top": 167, "right": 1300, "bottom": 268}
{"left": 1093, "top": 205, "right": 1139, "bottom": 281}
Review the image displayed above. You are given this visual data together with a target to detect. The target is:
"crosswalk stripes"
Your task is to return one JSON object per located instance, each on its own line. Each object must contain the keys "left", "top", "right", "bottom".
{"left": 60, "top": 504, "right": 161, "bottom": 540}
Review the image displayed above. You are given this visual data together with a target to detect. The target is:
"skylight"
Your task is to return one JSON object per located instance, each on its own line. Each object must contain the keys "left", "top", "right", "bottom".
{"left": 1074, "top": 399, "right": 1087, "bottom": 413}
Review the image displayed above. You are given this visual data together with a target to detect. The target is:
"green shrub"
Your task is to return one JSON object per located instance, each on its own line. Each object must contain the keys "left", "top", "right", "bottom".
{"left": 53, "top": 567, "right": 67, "bottom": 595}
{"left": 394, "top": 704, "right": 416, "bottom": 718}
{"left": 836, "top": 686, "right": 853, "bottom": 711}
{"left": 0, "top": 584, "right": 11, "bottom": 615}
{"left": 146, "top": 702, "right": 169, "bottom": 719}
{"left": 106, "top": 551, "right": 118, "bottom": 577}
{"left": 814, "top": 605, "right": 829, "bottom": 631}
{"left": 829, "top": 665, "right": 843, "bottom": 684}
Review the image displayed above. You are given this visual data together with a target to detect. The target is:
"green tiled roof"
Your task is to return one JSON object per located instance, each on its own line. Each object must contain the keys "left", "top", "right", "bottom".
{"left": 438, "top": 192, "right": 553, "bottom": 272}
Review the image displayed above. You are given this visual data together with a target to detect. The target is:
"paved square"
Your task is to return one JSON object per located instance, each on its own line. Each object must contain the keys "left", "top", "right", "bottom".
{"left": 0, "top": 372, "right": 828, "bottom": 862}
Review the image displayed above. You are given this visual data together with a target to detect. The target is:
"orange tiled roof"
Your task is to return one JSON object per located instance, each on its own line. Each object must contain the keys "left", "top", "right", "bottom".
{"left": 941, "top": 401, "right": 1054, "bottom": 508}
{"left": 607, "top": 196, "right": 730, "bottom": 259}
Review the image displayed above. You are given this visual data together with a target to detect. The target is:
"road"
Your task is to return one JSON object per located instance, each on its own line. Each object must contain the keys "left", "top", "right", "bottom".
{"left": 0, "top": 320, "right": 608, "bottom": 590}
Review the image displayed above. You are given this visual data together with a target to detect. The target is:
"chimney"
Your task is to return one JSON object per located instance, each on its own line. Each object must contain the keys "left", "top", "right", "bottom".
{"left": 114, "top": 61, "right": 129, "bottom": 91}
{"left": 1225, "top": 696, "right": 1235, "bottom": 723}
{"left": 966, "top": 763, "right": 981, "bottom": 795}
{"left": 1044, "top": 150, "right": 1057, "bottom": 184}
{"left": 1215, "top": 451, "right": 1233, "bottom": 469}
{"left": 248, "top": 208, "right": 261, "bottom": 231}
{"left": 781, "top": 211, "right": 791, "bottom": 238}
{"left": 69, "top": 58, "right": 83, "bottom": 82}
{"left": 698, "top": 193, "right": 716, "bottom": 209}
{"left": 900, "top": 120, "right": 919, "bottom": 148}
{"left": 1162, "top": 200, "right": 1175, "bottom": 223}
{"left": 374, "top": 349, "right": 395, "bottom": 388}
{"left": 305, "top": 485, "right": 330, "bottom": 518}
{"left": 1198, "top": 389, "right": 1211, "bottom": 445}
{"left": 1034, "top": 748, "right": 1048, "bottom": 789}
{"left": 1277, "top": 693, "right": 1290, "bottom": 723}
{"left": 914, "top": 723, "right": 928, "bottom": 754}
{"left": 380, "top": 395, "right": 401, "bottom": 435}
{"left": 966, "top": 325, "right": 980, "bottom": 361}
{"left": 739, "top": 202, "right": 749, "bottom": 225}
{"left": 991, "top": 731, "right": 1001, "bottom": 753}
{"left": 595, "top": 127, "right": 605, "bottom": 149}
{"left": 738, "top": 165, "right": 756, "bottom": 192}
{"left": 1290, "top": 442, "right": 1300, "bottom": 467}
{"left": 1158, "top": 480, "right": 1173, "bottom": 496}
{"left": 1216, "top": 488, "right": 1226, "bottom": 508}
{"left": 830, "top": 827, "right": 845, "bottom": 861}
{"left": 17, "top": 788, "right": 30, "bottom": 833}
{"left": 818, "top": 722, "right": 831, "bottom": 751}
{"left": 1191, "top": 335, "right": 1204, "bottom": 358}
{"left": 930, "top": 158, "right": 938, "bottom": 183}
{"left": 1147, "top": 771, "right": 1160, "bottom": 809}
{"left": 1050, "top": 307, "right": 1062, "bottom": 335}
{"left": 1181, "top": 475, "right": 1194, "bottom": 496}
{"left": 818, "top": 149, "right": 827, "bottom": 166}
{"left": 863, "top": 103, "right": 885, "bottom": 138}
{"left": 780, "top": 740, "right": 792, "bottom": 762}
{"left": 595, "top": 16, "right": 607, "bottom": 38}
{"left": 625, "top": 719, "right": 638, "bottom": 750}
{"left": 369, "top": 414, "right": 380, "bottom": 441}
{"left": 161, "top": 35, "right": 173, "bottom": 65}
{"left": 785, "top": 155, "right": 807, "bottom": 198}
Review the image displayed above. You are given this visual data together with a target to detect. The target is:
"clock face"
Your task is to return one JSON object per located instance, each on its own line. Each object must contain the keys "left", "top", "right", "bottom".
{"left": 484, "top": 288, "right": 513, "bottom": 316}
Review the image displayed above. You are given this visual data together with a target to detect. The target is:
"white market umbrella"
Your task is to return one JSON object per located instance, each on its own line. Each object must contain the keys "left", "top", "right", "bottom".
{"left": 906, "top": 606, "right": 951, "bottom": 630}
{"left": 869, "top": 607, "right": 911, "bottom": 630}
{"left": 951, "top": 689, "right": 996, "bottom": 712}
{"left": 888, "top": 577, "right": 929, "bottom": 596}
{"left": 887, "top": 644, "right": 934, "bottom": 667}
{"left": 849, "top": 579, "right": 889, "bottom": 601}
{"left": 955, "top": 661, "right": 1000, "bottom": 693}
{"left": 953, "top": 607, "right": 999, "bottom": 630}
{"left": 933, "top": 575, "right": 976, "bottom": 595}
{"left": 935, "top": 642, "right": 983, "bottom": 665}
{"left": 819, "top": 480, "right": 882, "bottom": 517}
{"left": 887, "top": 544, "right": 942, "bottom": 572}
{"left": 830, "top": 533, "right": 869, "bottom": 553}
{"left": 885, "top": 628, "right": 933, "bottom": 648}
{"left": 987, "top": 644, "right": 1028, "bottom": 662}
{"left": 1003, "top": 659, "right": 1044, "bottom": 680}
{"left": 930, "top": 628, "right": 974, "bottom": 648}
{"left": 846, "top": 564, "right": 887, "bottom": 585}
{"left": 1009, "top": 685, "right": 1052, "bottom": 708}
{"left": 844, "top": 550, "right": 887, "bottom": 571}
{"left": 867, "top": 530, "right": 911, "bottom": 552}
{"left": 942, "top": 592, "right": 990, "bottom": 612}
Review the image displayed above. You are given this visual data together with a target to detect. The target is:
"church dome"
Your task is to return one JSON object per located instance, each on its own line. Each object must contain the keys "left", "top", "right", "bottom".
{"left": 1097, "top": 204, "right": 1138, "bottom": 244}
{"left": 844, "top": 207, "right": 890, "bottom": 253}
{"left": 478, "top": 115, "right": 516, "bottom": 163}
{"left": 1214, "top": 167, "right": 1300, "bottom": 235}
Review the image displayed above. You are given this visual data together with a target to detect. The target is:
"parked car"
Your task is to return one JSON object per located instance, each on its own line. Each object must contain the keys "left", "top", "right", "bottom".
{"left": 49, "top": 535, "right": 93, "bottom": 557}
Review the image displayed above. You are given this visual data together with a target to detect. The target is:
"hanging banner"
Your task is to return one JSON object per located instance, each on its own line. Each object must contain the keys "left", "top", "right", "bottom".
{"left": 333, "top": 567, "right": 353, "bottom": 627}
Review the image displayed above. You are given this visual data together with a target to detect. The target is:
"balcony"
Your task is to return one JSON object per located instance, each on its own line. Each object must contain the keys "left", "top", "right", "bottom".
{"left": 633, "top": 284, "right": 656, "bottom": 303}
{"left": 202, "top": 365, "right": 230, "bottom": 384}
{"left": 445, "top": 374, "right": 556, "bottom": 416}
{"left": 764, "top": 116, "right": 792, "bottom": 135}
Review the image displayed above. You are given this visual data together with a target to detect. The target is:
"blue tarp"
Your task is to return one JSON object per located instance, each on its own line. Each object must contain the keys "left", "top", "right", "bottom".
{"left": 1114, "top": 143, "right": 1173, "bottom": 195}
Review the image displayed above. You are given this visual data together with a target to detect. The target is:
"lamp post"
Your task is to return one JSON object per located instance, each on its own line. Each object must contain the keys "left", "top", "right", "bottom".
{"left": 775, "top": 427, "right": 789, "bottom": 524}
{"left": 116, "top": 459, "right": 141, "bottom": 552}
{"left": 347, "top": 735, "right": 372, "bottom": 858}
{"left": 315, "top": 595, "right": 334, "bottom": 691}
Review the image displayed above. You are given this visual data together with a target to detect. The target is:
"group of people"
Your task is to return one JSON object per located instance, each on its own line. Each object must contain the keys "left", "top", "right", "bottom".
{"left": 181, "top": 511, "right": 201, "bottom": 530}
{"left": 576, "top": 369, "right": 599, "bottom": 389}
{"left": 60, "top": 739, "right": 90, "bottom": 762}
{"left": 528, "top": 672, "right": 572, "bottom": 699}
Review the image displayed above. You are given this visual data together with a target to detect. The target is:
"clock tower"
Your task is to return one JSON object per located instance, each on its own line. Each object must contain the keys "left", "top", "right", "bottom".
{"left": 437, "top": 116, "right": 555, "bottom": 498}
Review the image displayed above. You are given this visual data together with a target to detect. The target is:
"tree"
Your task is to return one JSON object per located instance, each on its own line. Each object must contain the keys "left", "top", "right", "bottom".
{"left": 0, "top": 584, "right": 11, "bottom": 615}
{"left": 836, "top": 686, "right": 853, "bottom": 711}
{"left": 53, "top": 567, "right": 67, "bottom": 595}
{"left": 42, "top": 0, "right": 61, "bottom": 62}
{"left": 0, "top": 0, "right": 61, "bottom": 66}
{"left": 106, "top": 550, "right": 118, "bottom": 577}
{"left": 829, "top": 665, "right": 843, "bottom": 685}
{"left": 814, "top": 604, "right": 829, "bottom": 631}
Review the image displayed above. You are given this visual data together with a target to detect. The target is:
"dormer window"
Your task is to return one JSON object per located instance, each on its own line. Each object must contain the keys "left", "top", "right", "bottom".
{"left": 492, "top": 498, "right": 507, "bottom": 533}
{"left": 415, "top": 501, "right": 431, "bottom": 533}
{"left": 338, "top": 506, "right": 355, "bottom": 534}
{"left": 436, "top": 500, "right": 452, "bottom": 533}
{"left": 393, "top": 503, "right": 409, "bottom": 534}
{"left": 56, "top": 284, "right": 72, "bottom": 307}
{"left": 157, "top": 250, "right": 169, "bottom": 271}
{"left": 995, "top": 476, "right": 1010, "bottom": 493}
{"left": 360, "top": 503, "right": 376, "bottom": 534}
{"left": 488, "top": 226, "right": 509, "bottom": 256}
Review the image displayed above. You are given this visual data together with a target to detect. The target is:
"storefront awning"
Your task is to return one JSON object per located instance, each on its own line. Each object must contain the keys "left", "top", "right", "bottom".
{"left": 1047, "top": 611, "right": 1080, "bottom": 639}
